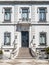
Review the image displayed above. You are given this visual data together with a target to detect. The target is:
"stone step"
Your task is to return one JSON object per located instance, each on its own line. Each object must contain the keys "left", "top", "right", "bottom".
{"left": 17, "top": 47, "right": 34, "bottom": 59}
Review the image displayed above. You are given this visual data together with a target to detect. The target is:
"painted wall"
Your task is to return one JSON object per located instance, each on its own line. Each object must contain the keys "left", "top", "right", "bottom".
{"left": 35, "top": 26, "right": 49, "bottom": 47}
{"left": 0, "top": 5, "right": 14, "bottom": 24}
{"left": 0, "top": 4, "right": 49, "bottom": 24}
{"left": 0, "top": 25, "right": 14, "bottom": 48}
{"left": 0, "top": 2, "right": 49, "bottom": 58}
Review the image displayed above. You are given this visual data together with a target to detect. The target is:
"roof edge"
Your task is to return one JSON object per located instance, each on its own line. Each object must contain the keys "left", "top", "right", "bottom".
{"left": 0, "top": 1, "right": 49, "bottom": 4}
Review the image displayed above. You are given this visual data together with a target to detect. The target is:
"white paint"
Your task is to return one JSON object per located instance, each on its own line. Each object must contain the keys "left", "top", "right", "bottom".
{"left": 0, "top": 2, "right": 49, "bottom": 58}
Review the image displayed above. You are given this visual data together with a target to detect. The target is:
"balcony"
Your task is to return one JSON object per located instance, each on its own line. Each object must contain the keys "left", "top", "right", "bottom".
{"left": 18, "top": 18, "right": 31, "bottom": 25}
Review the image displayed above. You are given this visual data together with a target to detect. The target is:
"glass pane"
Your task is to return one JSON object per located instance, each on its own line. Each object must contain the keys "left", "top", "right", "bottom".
{"left": 42, "top": 13, "right": 45, "bottom": 20}
{"left": 4, "top": 33, "right": 10, "bottom": 45}
{"left": 40, "top": 9, "right": 45, "bottom": 13}
{"left": 40, "top": 13, "right": 42, "bottom": 20}
{"left": 22, "top": 13, "right": 28, "bottom": 19}
{"left": 6, "top": 36, "right": 10, "bottom": 44}
{"left": 5, "top": 9, "right": 11, "bottom": 12}
{"left": 22, "top": 9, "right": 28, "bottom": 13}
{"left": 39, "top": 9, "right": 46, "bottom": 21}
{"left": 22, "top": 9, "right": 28, "bottom": 20}
{"left": 39, "top": 12, "right": 46, "bottom": 21}
{"left": 4, "top": 9, "right": 11, "bottom": 21}
{"left": 5, "top": 12, "right": 10, "bottom": 20}
{"left": 40, "top": 33, "right": 46, "bottom": 45}
{"left": 42, "top": 36, "right": 45, "bottom": 43}
{"left": 40, "top": 37, "right": 42, "bottom": 43}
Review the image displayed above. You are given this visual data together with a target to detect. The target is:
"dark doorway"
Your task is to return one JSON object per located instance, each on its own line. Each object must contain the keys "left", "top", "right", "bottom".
{"left": 21, "top": 31, "right": 29, "bottom": 47}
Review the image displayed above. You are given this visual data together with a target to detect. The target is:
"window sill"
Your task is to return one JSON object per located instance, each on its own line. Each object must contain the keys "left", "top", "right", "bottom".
{"left": 38, "top": 44, "right": 47, "bottom": 46}
{"left": 38, "top": 20, "right": 47, "bottom": 23}
{"left": 3, "top": 21, "right": 11, "bottom": 23}
{"left": 1, "top": 45, "right": 14, "bottom": 49}
{"left": 2, "top": 45, "right": 11, "bottom": 46}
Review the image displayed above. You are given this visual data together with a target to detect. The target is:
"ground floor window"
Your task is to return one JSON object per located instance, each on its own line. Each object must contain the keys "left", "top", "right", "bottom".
{"left": 4, "top": 32, "right": 11, "bottom": 45}
{"left": 39, "top": 32, "right": 46, "bottom": 45}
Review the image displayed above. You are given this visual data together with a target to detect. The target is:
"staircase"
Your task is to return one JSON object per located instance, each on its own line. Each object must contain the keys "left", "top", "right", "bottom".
{"left": 11, "top": 37, "right": 36, "bottom": 59}
{"left": 17, "top": 47, "right": 34, "bottom": 59}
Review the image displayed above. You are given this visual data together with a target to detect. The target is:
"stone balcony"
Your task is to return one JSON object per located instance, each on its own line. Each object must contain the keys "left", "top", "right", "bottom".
{"left": 17, "top": 18, "right": 31, "bottom": 25}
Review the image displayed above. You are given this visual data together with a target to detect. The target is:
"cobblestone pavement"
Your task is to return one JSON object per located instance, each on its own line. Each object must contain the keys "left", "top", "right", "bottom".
{"left": 0, "top": 59, "right": 49, "bottom": 65}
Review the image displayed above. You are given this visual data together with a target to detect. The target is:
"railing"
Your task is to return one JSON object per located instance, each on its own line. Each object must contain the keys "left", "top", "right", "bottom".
{"left": 30, "top": 38, "right": 37, "bottom": 57}
{"left": 11, "top": 46, "right": 19, "bottom": 59}
{"left": 19, "top": 18, "right": 31, "bottom": 22}
{"left": 11, "top": 39, "right": 19, "bottom": 59}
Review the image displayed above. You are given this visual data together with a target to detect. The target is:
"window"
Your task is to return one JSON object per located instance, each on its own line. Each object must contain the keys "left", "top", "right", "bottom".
{"left": 39, "top": 8, "right": 46, "bottom": 22}
{"left": 4, "top": 8, "right": 11, "bottom": 21}
{"left": 4, "top": 32, "right": 11, "bottom": 45}
{"left": 22, "top": 8, "right": 29, "bottom": 21}
{"left": 39, "top": 32, "right": 46, "bottom": 45}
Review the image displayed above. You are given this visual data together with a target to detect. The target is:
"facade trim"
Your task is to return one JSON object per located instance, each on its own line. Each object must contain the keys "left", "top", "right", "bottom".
{"left": 0, "top": 24, "right": 49, "bottom": 26}
{"left": 0, "top": 1, "right": 49, "bottom": 4}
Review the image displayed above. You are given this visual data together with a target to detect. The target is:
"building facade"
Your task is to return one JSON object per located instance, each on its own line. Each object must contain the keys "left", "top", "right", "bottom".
{"left": 0, "top": 0, "right": 49, "bottom": 59}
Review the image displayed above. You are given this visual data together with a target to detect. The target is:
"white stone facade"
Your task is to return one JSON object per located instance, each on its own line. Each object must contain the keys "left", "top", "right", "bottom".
{"left": 0, "top": 0, "right": 49, "bottom": 59}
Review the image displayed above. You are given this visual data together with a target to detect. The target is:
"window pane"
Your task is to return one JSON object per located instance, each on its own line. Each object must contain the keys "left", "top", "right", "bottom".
{"left": 39, "top": 8, "right": 46, "bottom": 21}
{"left": 22, "top": 9, "right": 28, "bottom": 20}
{"left": 22, "top": 13, "right": 28, "bottom": 19}
{"left": 39, "top": 9, "right": 45, "bottom": 13}
{"left": 40, "top": 33, "right": 46, "bottom": 45}
{"left": 4, "top": 33, "right": 11, "bottom": 45}
{"left": 40, "top": 13, "right": 46, "bottom": 21}
{"left": 4, "top": 9, "right": 11, "bottom": 21}
{"left": 5, "top": 12, "right": 10, "bottom": 20}
{"left": 22, "top": 9, "right": 28, "bottom": 13}
{"left": 6, "top": 37, "right": 10, "bottom": 44}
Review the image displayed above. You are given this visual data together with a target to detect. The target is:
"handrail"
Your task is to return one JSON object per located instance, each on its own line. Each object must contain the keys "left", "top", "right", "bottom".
{"left": 30, "top": 38, "right": 37, "bottom": 57}
{"left": 11, "top": 39, "right": 19, "bottom": 59}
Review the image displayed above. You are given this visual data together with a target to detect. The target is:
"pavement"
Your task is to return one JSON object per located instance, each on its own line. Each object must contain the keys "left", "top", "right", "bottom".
{"left": 0, "top": 59, "right": 49, "bottom": 65}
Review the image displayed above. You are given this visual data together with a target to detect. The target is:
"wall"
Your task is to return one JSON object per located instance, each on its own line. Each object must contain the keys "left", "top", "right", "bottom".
{"left": 0, "top": 5, "right": 14, "bottom": 24}
{"left": 35, "top": 26, "right": 49, "bottom": 47}
{"left": 0, "top": 25, "right": 14, "bottom": 48}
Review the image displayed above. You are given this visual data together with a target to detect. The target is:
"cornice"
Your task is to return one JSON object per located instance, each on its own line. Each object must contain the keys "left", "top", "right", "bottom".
{"left": 0, "top": 24, "right": 49, "bottom": 26}
{"left": 0, "top": 1, "right": 49, "bottom": 4}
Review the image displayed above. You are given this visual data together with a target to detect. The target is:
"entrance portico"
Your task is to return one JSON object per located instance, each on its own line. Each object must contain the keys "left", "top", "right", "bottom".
{"left": 16, "top": 25, "right": 30, "bottom": 48}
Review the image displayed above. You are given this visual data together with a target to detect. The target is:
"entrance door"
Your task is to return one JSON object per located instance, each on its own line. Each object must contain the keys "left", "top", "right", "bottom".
{"left": 21, "top": 31, "right": 29, "bottom": 47}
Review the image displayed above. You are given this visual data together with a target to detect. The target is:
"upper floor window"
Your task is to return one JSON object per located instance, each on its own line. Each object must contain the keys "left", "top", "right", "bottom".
{"left": 4, "top": 32, "right": 11, "bottom": 45}
{"left": 39, "top": 32, "right": 46, "bottom": 45}
{"left": 22, "top": 8, "right": 29, "bottom": 21}
{"left": 4, "top": 8, "right": 11, "bottom": 21}
{"left": 39, "top": 8, "right": 47, "bottom": 22}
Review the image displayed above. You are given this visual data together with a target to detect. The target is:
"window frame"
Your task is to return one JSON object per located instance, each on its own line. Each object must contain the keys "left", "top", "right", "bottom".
{"left": 38, "top": 7, "right": 47, "bottom": 22}
{"left": 4, "top": 8, "right": 11, "bottom": 22}
{"left": 39, "top": 32, "right": 47, "bottom": 45}
{"left": 21, "top": 7, "right": 29, "bottom": 21}
{"left": 4, "top": 32, "right": 11, "bottom": 45}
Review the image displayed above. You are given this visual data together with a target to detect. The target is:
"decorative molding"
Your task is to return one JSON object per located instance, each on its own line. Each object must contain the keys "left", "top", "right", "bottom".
{"left": 2, "top": 7, "right": 12, "bottom": 14}
{"left": 37, "top": 7, "right": 47, "bottom": 13}
{"left": 0, "top": 1, "right": 49, "bottom": 4}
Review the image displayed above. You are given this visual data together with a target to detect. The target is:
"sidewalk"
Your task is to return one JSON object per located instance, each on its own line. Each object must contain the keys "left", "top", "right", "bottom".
{"left": 0, "top": 59, "right": 49, "bottom": 65}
